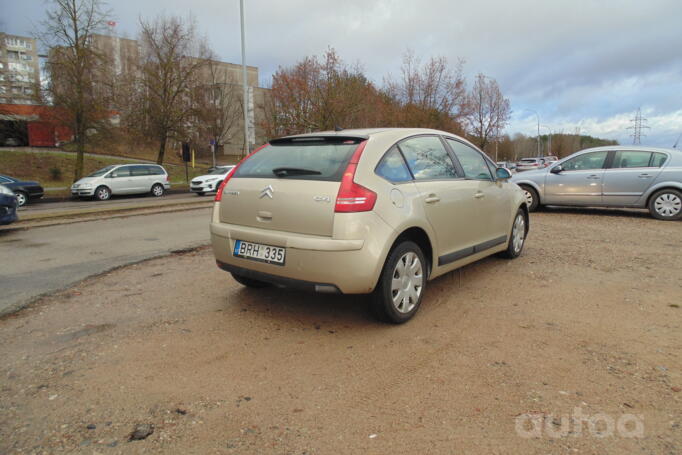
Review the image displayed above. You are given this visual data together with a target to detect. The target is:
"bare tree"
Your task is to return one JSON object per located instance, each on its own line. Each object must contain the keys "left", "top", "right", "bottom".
{"left": 41, "top": 0, "right": 111, "bottom": 181}
{"left": 384, "top": 51, "right": 468, "bottom": 131}
{"left": 266, "top": 49, "right": 381, "bottom": 136}
{"left": 137, "top": 15, "right": 209, "bottom": 164}
{"left": 465, "top": 73, "right": 511, "bottom": 152}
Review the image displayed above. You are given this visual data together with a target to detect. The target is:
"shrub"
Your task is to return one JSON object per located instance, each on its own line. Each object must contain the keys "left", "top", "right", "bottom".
{"left": 49, "top": 166, "right": 62, "bottom": 181}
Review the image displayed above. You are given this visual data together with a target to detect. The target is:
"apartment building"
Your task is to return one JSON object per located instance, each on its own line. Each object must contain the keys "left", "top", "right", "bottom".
{"left": 0, "top": 33, "right": 41, "bottom": 105}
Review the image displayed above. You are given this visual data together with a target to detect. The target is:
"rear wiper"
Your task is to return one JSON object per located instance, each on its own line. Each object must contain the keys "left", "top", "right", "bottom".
{"left": 272, "top": 167, "right": 322, "bottom": 177}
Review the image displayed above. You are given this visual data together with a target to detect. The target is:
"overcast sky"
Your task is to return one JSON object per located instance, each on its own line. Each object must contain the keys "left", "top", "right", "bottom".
{"left": 4, "top": 0, "right": 682, "bottom": 147}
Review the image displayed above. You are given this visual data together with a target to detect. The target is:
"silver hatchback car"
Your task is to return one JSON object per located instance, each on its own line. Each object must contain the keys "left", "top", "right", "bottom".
{"left": 512, "top": 146, "right": 682, "bottom": 220}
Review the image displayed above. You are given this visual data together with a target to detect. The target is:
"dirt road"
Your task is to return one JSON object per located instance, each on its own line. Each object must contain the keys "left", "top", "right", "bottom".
{"left": 1, "top": 208, "right": 680, "bottom": 454}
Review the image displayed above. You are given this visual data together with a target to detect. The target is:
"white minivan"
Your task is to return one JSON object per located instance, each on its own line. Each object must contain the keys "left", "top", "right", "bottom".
{"left": 71, "top": 164, "right": 170, "bottom": 200}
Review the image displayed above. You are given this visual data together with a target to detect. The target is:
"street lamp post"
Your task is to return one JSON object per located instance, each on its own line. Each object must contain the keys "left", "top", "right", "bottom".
{"left": 240, "top": 0, "right": 249, "bottom": 157}
{"left": 540, "top": 125, "right": 552, "bottom": 156}
{"left": 522, "top": 109, "right": 541, "bottom": 157}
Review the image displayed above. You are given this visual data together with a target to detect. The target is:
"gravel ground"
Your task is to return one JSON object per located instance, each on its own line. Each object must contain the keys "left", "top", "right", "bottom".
{"left": 1, "top": 208, "right": 680, "bottom": 454}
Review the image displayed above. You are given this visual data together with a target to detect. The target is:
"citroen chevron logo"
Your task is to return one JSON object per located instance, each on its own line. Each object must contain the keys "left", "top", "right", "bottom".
{"left": 259, "top": 185, "right": 274, "bottom": 199}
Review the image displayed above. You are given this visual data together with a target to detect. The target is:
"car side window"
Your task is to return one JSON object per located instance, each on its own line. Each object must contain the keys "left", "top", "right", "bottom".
{"left": 375, "top": 146, "right": 412, "bottom": 182}
{"left": 561, "top": 151, "right": 608, "bottom": 171}
{"left": 611, "top": 151, "right": 652, "bottom": 168}
{"left": 650, "top": 152, "right": 668, "bottom": 167}
{"left": 445, "top": 138, "right": 493, "bottom": 181}
{"left": 398, "top": 136, "right": 459, "bottom": 180}
{"left": 130, "top": 166, "right": 149, "bottom": 176}
{"left": 0, "top": 176, "right": 11, "bottom": 184}
{"left": 112, "top": 167, "right": 130, "bottom": 178}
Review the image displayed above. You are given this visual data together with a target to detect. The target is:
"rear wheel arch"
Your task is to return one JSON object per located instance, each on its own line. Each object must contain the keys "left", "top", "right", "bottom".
{"left": 645, "top": 185, "right": 682, "bottom": 207}
{"left": 385, "top": 227, "right": 434, "bottom": 280}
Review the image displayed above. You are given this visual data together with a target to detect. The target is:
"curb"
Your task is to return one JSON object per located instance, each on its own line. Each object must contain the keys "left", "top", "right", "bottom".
{"left": 0, "top": 244, "right": 211, "bottom": 319}
{"left": 1, "top": 202, "right": 213, "bottom": 232}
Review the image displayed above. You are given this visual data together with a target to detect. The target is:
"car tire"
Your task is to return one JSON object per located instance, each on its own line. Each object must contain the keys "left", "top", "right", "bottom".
{"left": 14, "top": 191, "right": 28, "bottom": 207}
{"left": 151, "top": 183, "right": 165, "bottom": 197}
{"left": 197, "top": 192, "right": 205, "bottom": 196}
{"left": 94, "top": 186, "right": 111, "bottom": 201}
{"left": 520, "top": 185, "right": 540, "bottom": 212}
{"left": 371, "top": 241, "right": 427, "bottom": 324}
{"left": 500, "top": 208, "right": 527, "bottom": 259}
{"left": 231, "top": 272, "right": 271, "bottom": 288}
{"left": 648, "top": 189, "right": 682, "bottom": 221}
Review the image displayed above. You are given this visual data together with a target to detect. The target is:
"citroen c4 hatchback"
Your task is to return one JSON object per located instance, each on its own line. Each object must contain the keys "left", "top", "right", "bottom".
{"left": 210, "top": 128, "right": 529, "bottom": 323}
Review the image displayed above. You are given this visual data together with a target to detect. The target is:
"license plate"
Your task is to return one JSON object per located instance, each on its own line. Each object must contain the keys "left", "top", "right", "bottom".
{"left": 233, "top": 240, "right": 285, "bottom": 265}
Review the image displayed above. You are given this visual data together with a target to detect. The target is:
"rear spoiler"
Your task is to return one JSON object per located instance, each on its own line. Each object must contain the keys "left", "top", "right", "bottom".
{"left": 270, "top": 135, "right": 368, "bottom": 145}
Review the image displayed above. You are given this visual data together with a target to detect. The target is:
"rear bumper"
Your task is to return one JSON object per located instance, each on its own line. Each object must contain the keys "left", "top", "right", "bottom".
{"left": 210, "top": 212, "right": 393, "bottom": 294}
{"left": 216, "top": 260, "right": 341, "bottom": 293}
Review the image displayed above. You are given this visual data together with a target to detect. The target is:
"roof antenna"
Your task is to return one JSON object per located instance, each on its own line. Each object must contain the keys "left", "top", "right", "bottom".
{"left": 334, "top": 125, "right": 343, "bottom": 132}
{"left": 673, "top": 133, "right": 682, "bottom": 148}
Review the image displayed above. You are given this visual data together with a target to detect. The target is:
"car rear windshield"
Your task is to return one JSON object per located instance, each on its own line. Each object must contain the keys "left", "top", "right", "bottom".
{"left": 520, "top": 159, "right": 538, "bottom": 163}
{"left": 233, "top": 138, "right": 363, "bottom": 181}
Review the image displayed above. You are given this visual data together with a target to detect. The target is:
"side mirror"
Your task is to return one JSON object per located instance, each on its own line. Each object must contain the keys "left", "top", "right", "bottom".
{"left": 550, "top": 165, "right": 563, "bottom": 174}
{"left": 495, "top": 167, "right": 512, "bottom": 180}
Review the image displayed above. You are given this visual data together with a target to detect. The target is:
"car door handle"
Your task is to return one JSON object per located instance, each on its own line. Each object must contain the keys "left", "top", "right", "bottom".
{"left": 638, "top": 174, "right": 652, "bottom": 178}
{"left": 424, "top": 195, "right": 440, "bottom": 204}
{"left": 586, "top": 175, "right": 601, "bottom": 180}
{"left": 474, "top": 191, "right": 485, "bottom": 199}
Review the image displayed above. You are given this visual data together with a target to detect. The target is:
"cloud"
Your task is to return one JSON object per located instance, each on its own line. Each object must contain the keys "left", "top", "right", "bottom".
{"left": 4, "top": 0, "right": 681, "bottom": 145}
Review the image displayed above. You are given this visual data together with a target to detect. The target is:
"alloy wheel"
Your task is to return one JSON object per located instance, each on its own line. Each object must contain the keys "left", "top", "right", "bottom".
{"left": 14, "top": 192, "right": 27, "bottom": 207}
{"left": 152, "top": 184, "right": 164, "bottom": 197}
{"left": 523, "top": 190, "right": 534, "bottom": 207}
{"left": 390, "top": 252, "right": 423, "bottom": 313}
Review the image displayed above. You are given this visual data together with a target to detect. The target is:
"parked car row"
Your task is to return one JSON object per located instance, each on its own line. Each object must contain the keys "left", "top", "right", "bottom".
{"left": 0, "top": 174, "right": 44, "bottom": 207}
{"left": 515, "top": 155, "right": 558, "bottom": 172}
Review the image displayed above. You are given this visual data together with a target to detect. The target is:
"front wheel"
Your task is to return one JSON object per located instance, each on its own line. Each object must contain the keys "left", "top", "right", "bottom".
{"left": 151, "top": 183, "right": 165, "bottom": 197}
{"left": 196, "top": 192, "right": 205, "bottom": 196}
{"left": 94, "top": 186, "right": 111, "bottom": 201}
{"left": 14, "top": 191, "right": 28, "bottom": 207}
{"left": 371, "top": 241, "right": 427, "bottom": 324}
{"left": 520, "top": 185, "right": 540, "bottom": 212}
{"left": 648, "top": 189, "right": 682, "bottom": 221}
{"left": 500, "top": 209, "right": 527, "bottom": 259}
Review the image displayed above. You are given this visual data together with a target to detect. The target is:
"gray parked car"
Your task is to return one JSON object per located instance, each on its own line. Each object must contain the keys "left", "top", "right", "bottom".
{"left": 512, "top": 146, "right": 682, "bottom": 220}
{"left": 71, "top": 164, "right": 170, "bottom": 201}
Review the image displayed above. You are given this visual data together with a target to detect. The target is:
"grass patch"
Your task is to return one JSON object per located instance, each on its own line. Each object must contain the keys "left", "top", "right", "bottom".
{"left": 1, "top": 149, "right": 211, "bottom": 187}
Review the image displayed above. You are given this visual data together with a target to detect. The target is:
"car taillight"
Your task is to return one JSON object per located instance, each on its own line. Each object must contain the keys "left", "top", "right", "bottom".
{"left": 215, "top": 144, "right": 268, "bottom": 202}
{"left": 335, "top": 140, "right": 376, "bottom": 213}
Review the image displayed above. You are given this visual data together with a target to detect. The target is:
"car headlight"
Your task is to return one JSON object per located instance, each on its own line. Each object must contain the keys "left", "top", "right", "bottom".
{"left": 0, "top": 185, "right": 12, "bottom": 196}
{"left": 205, "top": 178, "right": 219, "bottom": 183}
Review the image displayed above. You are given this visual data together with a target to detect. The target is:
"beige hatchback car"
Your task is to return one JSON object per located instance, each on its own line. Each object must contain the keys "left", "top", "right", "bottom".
{"left": 211, "top": 128, "right": 528, "bottom": 323}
